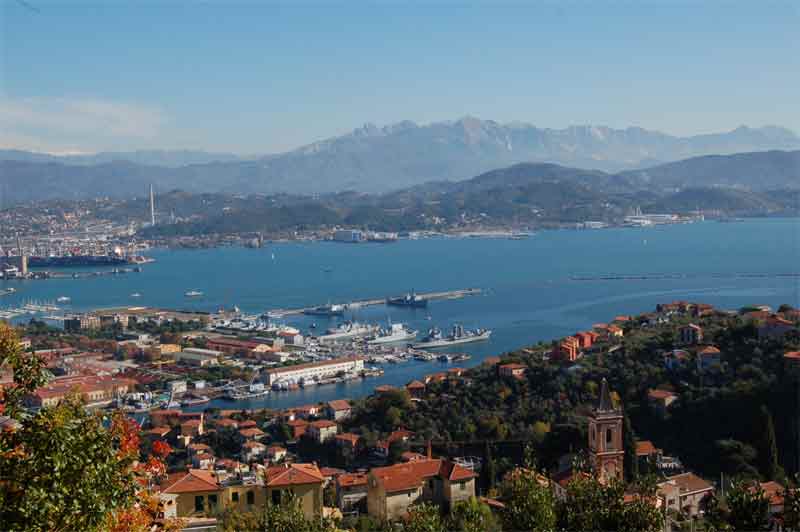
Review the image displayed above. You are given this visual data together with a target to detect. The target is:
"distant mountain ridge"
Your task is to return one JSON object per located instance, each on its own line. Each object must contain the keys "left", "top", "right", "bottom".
{"left": 0, "top": 119, "right": 798, "bottom": 204}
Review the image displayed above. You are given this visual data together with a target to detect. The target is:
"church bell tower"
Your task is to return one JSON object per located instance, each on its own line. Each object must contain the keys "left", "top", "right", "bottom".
{"left": 588, "top": 378, "right": 624, "bottom": 483}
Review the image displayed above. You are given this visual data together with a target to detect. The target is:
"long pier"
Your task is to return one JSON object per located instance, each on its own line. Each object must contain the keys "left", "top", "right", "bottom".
{"left": 267, "top": 288, "right": 482, "bottom": 317}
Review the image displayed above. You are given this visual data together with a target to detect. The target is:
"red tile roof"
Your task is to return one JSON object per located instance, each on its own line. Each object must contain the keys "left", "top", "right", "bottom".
{"left": 760, "top": 481, "right": 786, "bottom": 506}
{"left": 636, "top": 440, "right": 658, "bottom": 456}
{"left": 335, "top": 432, "right": 361, "bottom": 446}
{"left": 310, "top": 420, "right": 337, "bottom": 429}
{"left": 648, "top": 389, "right": 677, "bottom": 400}
{"left": 667, "top": 472, "right": 714, "bottom": 495}
{"left": 265, "top": 463, "right": 324, "bottom": 487}
{"left": 698, "top": 346, "right": 721, "bottom": 355}
{"left": 161, "top": 469, "right": 220, "bottom": 494}
{"left": 370, "top": 459, "right": 475, "bottom": 493}
{"left": 327, "top": 399, "right": 351, "bottom": 411}
{"left": 785, "top": 351, "right": 800, "bottom": 360}
{"left": 239, "top": 428, "right": 265, "bottom": 438}
{"left": 337, "top": 473, "right": 368, "bottom": 488}
{"left": 406, "top": 380, "right": 425, "bottom": 389}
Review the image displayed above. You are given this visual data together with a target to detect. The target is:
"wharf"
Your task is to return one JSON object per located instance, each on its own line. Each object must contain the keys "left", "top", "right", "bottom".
{"left": 268, "top": 288, "right": 482, "bottom": 317}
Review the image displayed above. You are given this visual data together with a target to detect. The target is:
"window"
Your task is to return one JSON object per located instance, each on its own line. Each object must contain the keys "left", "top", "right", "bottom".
{"left": 272, "top": 489, "right": 281, "bottom": 505}
{"left": 247, "top": 490, "right": 255, "bottom": 505}
{"left": 606, "top": 428, "right": 613, "bottom": 445}
{"left": 232, "top": 492, "right": 239, "bottom": 503}
{"left": 208, "top": 494, "right": 218, "bottom": 508}
{"left": 194, "top": 496, "right": 204, "bottom": 513}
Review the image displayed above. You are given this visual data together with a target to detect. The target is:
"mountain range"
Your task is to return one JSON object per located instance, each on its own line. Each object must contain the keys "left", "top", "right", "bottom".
{"left": 1, "top": 118, "right": 799, "bottom": 204}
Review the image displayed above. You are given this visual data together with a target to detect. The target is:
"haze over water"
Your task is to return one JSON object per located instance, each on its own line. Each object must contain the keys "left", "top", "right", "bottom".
{"left": 2, "top": 218, "right": 797, "bottom": 410}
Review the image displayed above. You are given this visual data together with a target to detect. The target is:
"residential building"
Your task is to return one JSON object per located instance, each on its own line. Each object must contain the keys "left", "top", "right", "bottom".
{"left": 697, "top": 346, "right": 722, "bottom": 370}
{"left": 680, "top": 324, "right": 703, "bottom": 345}
{"left": 266, "top": 357, "right": 364, "bottom": 387}
{"left": 287, "top": 419, "right": 308, "bottom": 439}
{"left": 241, "top": 441, "right": 267, "bottom": 462}
{"left": 335, "top": 433, "right": 362, "bottom": 459}
{"left": 265, "top": 463, "right": 325, "bottom": 518}
{"left": 308, "top": 420, "right": 338, "bottom": 443}
{"left": 327, "top": 399, "right": 352, "bottom": 421}
{"left": 647, "top": 389, "right": 678, "bottom": 417}
{"left": 63, "top": 314, "right": 101, "bottom": 332}
{"left": 664, "top": 349, "right": 690, "bottom": 370}
{"left": 239, "top": 427, "right": 266, "bottom": 441}
{"left": 498, "top": 363, "right": 527, "bottom": 379}
{"left": 366, "top": 459, "right": 476, "bottom": 519}
{"left": 337, "top": 473, "right": 368, "bottom": 513}
{"left": 405, "top": 380, "right": 426, "bottom": 399}
{"left": 657, "top": 472, "right": 714, "bottom": 517}
{"left": 267, "top": 445, "right": 287, "bottom": 463}
{"left": 553, "top": 336, "right": 580, "bottom": 362}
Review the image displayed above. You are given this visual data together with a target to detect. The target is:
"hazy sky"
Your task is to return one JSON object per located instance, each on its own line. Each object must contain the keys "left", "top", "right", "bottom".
{"left": 1, "top": 1, "right": 798, "bottom": 154}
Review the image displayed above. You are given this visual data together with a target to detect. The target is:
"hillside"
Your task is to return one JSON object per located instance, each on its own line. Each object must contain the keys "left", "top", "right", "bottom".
{"left": 1, "top": 120, "right": 798, "bottom": 203}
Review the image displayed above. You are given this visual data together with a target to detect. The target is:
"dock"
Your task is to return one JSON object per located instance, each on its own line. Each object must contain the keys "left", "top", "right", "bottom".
{"left": 268, "top": 288, "right": 482, "bottom": 317}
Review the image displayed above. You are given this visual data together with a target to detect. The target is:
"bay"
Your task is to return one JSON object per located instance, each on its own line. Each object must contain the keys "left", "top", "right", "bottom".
{"left": 2, "top": 218, "right": 798, "bottom": 410}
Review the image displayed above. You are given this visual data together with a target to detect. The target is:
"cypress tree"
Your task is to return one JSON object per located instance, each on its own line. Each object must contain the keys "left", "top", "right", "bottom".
{"left": 484, "top": 440, "right": 497, "bottom": 491}
{"left": 623, "top": 412, "right": 639, "bottom": 482}
{"left": 760, "top": 405, "right": 781, "bottom": 481}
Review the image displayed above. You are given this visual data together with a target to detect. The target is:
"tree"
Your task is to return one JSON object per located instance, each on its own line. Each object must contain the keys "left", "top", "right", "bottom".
{"left": 623, "top": 411, "right": 639, "bottom": 481}
{"left": 260, "top": 495, "right": 336, "bottom": 532}
{"left": 0, "top": 323, "right": 48, "bottom": 418}
{"left": 725, "top": 479, "right": 770, "bottom": 531}
{"left": 448, "top": 497, "right": 501, "bottom": 532}
{"left": 0, "top": 399, "right": 138, "bottom": 531}
{"left": 759, "top": 405, "right": 782, "bottom": 481}
{"left": 499, "top": 468, "right": 557, "bottom": 531}
{"left": 783, "top": 481, "right": 800, "bottom": 531}
{"left": 556, "top": 474, "right": 662, "bottom": 532}
{"left": 404, "top": 502, "right": 446, "bottom": 532}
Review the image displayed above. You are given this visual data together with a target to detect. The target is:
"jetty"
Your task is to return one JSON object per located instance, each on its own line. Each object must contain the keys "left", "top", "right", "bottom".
{"left": 267, "top": 288, "right": 482, "bottom": 317}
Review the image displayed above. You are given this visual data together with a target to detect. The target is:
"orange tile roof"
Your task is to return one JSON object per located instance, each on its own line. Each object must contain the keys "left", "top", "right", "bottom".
{"left": 238, "top": 420, "right": 257, "bottom": 428}
{"left": 648, "top": 389, "right": 677, "bottom": 400}
{"left": 337, "top": 472, "right": 368, "bottom": 488}
{"left": 667, "top": 472, "right": 714, "bottom": 495}
{"left": 335, "top": 432, "right": 361, "bottom": 445}
{"left": 310, "top": 420, "right": 337, "bottom": 429}
{"left": 785, "top": 351, "right": 800, "bottom": 360}
{"left": 406, "top": 380, "right": 425, "bottom": 389}
{"left": 759, "top": 481, "right": 786, "bottom": 506}
{"left": 500, "top": 363, "right": 526, "bottom": 370}
{"left": 265, "top": 463, "right": 324, "bottom": 487}
{"left": 327, "top": 399, "right": 351, "bottom": 411}
{"left": 636, "top": 440, "right": 657, "bottom": 456}
{"left": 370, "top": 459, "right": 475, "bottom": 493}
{"left": 239, "top": 428, "right": 265, "bottom": 439}
{"left": 698, "top": 346, "right": 721, "bottom": 355}
{"left": 161, "top": 469, "right": 220, "bottom": 494}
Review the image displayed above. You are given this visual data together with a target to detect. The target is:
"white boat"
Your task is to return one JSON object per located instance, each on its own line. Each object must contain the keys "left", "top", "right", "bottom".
{"left": 56, "top": 296, "right": 71, "bottom": 303}
{"left": 367, "top": 322, "right": 418, "bottom": 345}
{"left": 412, "top": 325, "right": 492, "bottom": 349}
{"left": 185, "top": 290, "right": 203, "bottom": 298}
{"left": 130, "top": 292, "right": 142, "bottom": 298}
{"left": 224, "top": 383, "right": 269, "bottom": 400}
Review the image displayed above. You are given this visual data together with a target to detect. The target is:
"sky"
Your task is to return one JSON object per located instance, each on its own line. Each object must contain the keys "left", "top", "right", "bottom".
{"left": 1, "top": 1, "right": 798, "bottom": 154}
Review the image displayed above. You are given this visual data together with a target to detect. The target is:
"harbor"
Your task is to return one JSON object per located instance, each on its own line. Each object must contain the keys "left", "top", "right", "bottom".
{"left": 267, "top": 288, "right": 482, "bottom": 318}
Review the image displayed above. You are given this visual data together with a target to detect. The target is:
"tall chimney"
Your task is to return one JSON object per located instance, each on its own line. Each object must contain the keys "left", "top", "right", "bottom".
{"left": 426, "top": 440, "right": 432, "bottom": 459}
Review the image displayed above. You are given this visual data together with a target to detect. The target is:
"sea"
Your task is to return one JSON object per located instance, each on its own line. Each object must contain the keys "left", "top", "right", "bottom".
{"left": 2, "top": 218, "right": 798, "bottom": 411}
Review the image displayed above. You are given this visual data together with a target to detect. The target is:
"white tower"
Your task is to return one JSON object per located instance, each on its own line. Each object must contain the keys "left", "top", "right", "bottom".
{"left": 149, "top": 184, "right": 155, "bottom": 226}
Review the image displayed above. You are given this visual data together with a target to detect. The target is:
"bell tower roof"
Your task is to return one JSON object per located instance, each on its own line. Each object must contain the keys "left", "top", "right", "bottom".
{"left": 596, "top": 378, "right": 619, "bottom": 414}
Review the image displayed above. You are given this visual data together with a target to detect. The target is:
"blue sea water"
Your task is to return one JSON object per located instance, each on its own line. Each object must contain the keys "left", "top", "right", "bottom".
{"left": 2, "top": 218, "right": 798, "bottom": 410}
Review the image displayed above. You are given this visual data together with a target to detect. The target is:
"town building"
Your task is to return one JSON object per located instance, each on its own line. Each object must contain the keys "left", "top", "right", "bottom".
{"left": 308, "top": 420, "right": 338, "bottom": 443}
{"left": 167, "top": 380, "right": 187, "bottom": 394}
{"left": 498, "top": 362, "right": 526, "bottom": 379}
{"left": 174, "top": 348, "right": 221, "bottom": 367}
{"left": 333, "top": 229, "right": 365, "bottom": 243}
{"left": 337, "top": 473, "right": 368, "bottom": 513}
{"left": 366, "top": 458, "right": 476, "bottom": 519}
{"left": 759, "top": 316, "right": 796, "bottom": 340}
{"left": 265, "top": 463, "right": 324, "bottom": 518}
{"left": 335, "top": 433, "right": 362, "bottom": 459}
{"left": 63, "top": 314, "right": 101, "bottom": 332}
{"left": 265, "top": 357, "right": 364, "bottom": 387}
{"left": 680, "top": 324, "right": 703, "bottom": 345}
{"left": 267, "top": 445, "right": 287, "bottom": 463}
{"left": 27, "top": 375, "right": 136, "bottom": 408}
{"left": 647, "top": 389, "right": 678, "bottom": 417}
{"left": 326, "top": 399, "right": 352, "bottom": 421}
{"left": 405, "top": 380, "right": 426, "bottom": 399}
{"left": 657, "top": 472, "right": 714, "bottom": 517}
{"left": 696, "top": 346, "right": 722, "bottom": 371}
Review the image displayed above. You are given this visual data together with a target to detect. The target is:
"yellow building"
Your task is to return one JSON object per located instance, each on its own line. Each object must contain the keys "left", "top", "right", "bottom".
{"left": 265, "top": 463, "right": 325, "bottom": 518}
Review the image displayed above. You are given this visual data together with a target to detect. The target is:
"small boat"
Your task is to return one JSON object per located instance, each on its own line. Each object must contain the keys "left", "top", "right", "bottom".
{"left": 130, "top": 292, "right": 142, "bottom": 298}
{"left": 181, "top": 395, "right": 210, "bottom": 407}
{"left": 185, "top": 290, "right": 204, "bottom": 298}
{"left": 56, "top": 296, "right": 71, "bottom": 303}
{"left": 303, "top": 303, "right": 345, "bottom": 316}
